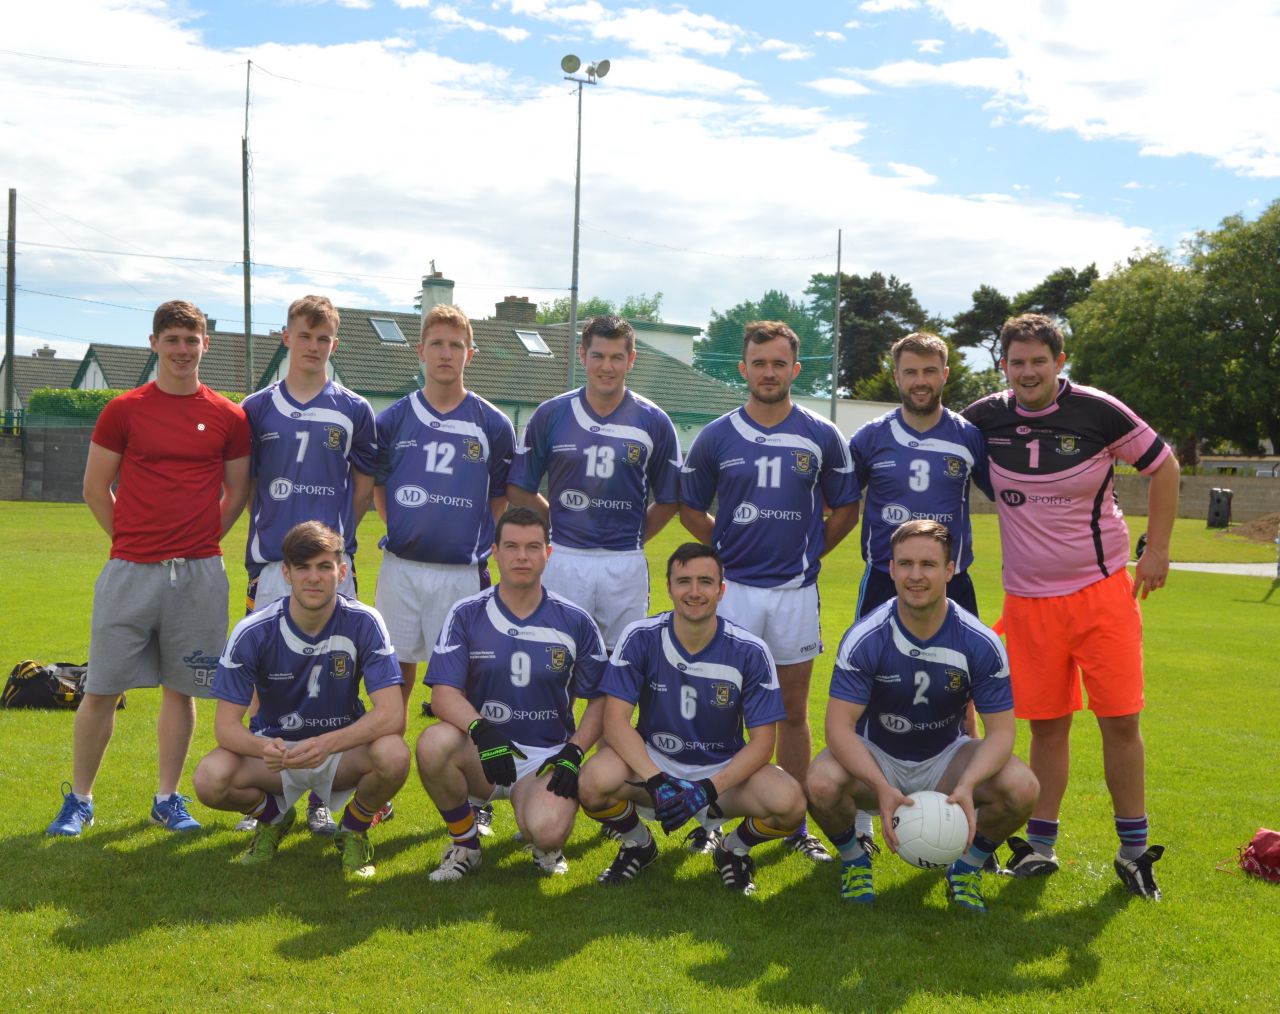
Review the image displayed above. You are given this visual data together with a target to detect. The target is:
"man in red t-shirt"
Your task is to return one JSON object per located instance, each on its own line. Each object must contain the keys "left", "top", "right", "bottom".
{"left": 46, "top": 300, "right": 252, "bottom": 837}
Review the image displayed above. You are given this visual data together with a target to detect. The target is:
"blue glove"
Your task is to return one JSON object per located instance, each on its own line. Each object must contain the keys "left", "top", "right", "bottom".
{"left": 653, "top": 777, "right": 720, "bottom": 834}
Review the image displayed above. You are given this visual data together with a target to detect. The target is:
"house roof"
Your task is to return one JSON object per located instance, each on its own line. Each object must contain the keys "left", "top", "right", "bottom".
{"left": 3, "top": 355, "right": 81, "bottom": 408}
{"left": 71, "top": 343, "right": 153, "bottom": 389}
{"left": 143, "top": 330, "right": 284, "bottom": 395}
{"left": 324, "top": 306, "right": 743, "bottom": 422}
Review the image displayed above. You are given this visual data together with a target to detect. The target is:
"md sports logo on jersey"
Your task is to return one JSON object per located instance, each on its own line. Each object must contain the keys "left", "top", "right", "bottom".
{"left": 732, "top": 502, "right": 802, "bottom": 524}
{"left": 650, "top": 732, "right": 685, "bottom": 755}
{"left": 881, "top": 503, "right": 912, "bottom": 525}
{"left": 999, "top": 490, "right": 1027, "bottom": 507}
{"left": 481, "top": 700, "right": 513, "bottom": 723}
{"left": 791, "top": 450, "right": 814, "bottom": 476}
{"left": 547, "top": 646, "right": 567, "bottom": 671}
{"left": 269, "top": 478, "right": 337, "bottom": 501}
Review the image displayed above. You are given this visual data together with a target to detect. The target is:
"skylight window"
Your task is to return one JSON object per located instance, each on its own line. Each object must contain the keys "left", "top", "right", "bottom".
{"left": 514, "top": 329, "right": 552, "bottom": 356}
{"left": 370, "top": 317, "right": 407, "bottom": 343}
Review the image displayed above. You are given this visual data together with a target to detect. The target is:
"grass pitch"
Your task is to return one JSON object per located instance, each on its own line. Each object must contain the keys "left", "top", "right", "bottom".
{"left": 0, "top": 502, "right": 1278, "bottom": 1012}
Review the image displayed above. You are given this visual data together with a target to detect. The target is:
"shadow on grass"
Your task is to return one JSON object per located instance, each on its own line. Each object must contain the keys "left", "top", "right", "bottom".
{"left": 0, "top": 820, "right": 1125, "bottom": 1010}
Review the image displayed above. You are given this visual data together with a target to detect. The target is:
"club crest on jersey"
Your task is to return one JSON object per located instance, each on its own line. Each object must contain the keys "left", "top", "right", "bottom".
{"left": 712, "top": 682, "right": 734, "bottom": 708}
{"left": 945, "top": 668, "right": 966, "bottom": 693}
{"left": 332, "top": 654, "right": 350, "bottom": 679}
{"left": 1057, "top": 435, "right": 1081, "bottom": 456}
{"left": 324, "top": 425, "right": 343, "bottom": 450}
{"left": 624, "top": 442, "right": 642, "bottom": 465}
{"left": 944, "top": 456, "right": 963, "bottom": 478}
{"left": 464, "top": 438, "right": 483, "bottom": 462}
{"left": 791, "top": 450, "right": 814, "bottom": 475}
{"left": 547, "top": 646, "right": 567, "bottom": 671}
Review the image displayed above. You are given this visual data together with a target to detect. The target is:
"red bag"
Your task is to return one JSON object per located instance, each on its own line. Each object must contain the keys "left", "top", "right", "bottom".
{"left": 1239, "top": 828, "right": 1280, "bottom": 883}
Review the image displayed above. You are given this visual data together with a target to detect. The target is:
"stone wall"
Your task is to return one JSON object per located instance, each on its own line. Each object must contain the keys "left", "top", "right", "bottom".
{"left": 971, "top": 473, "right": 1280, "bottom": 522}
{"left": 22, "top": 424, "right": 95, "bottom": 503}
{"left": 0, "top": 434, "right": 23, "bottom": 500}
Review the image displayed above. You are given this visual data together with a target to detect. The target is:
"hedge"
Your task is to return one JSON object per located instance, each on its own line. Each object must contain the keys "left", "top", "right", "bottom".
{"left": 26, "top": 387, "right": 246, "bottom": 418}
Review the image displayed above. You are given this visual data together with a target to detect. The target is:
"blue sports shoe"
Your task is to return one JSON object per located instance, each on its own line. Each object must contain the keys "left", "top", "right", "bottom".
{"left": 47, "top": 782, "right": 94, "bottom": 837}
{"left": 151, "top": 793, "right": 202, "bottom": 832}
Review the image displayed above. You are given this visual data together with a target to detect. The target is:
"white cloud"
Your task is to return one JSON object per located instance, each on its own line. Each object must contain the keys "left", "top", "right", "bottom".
{"left": 805, "top": 77, "right": 873, "bottom": 97}
{"left": 760, "top": 39, "right": 812, "bottom": 62}
{"left": 856, "top": 57, "right": 1019, "bottom": 92}
{"left": 395, "top": 0, "right": 432, "bottom": 8}
{"left": 1054, "top": 191, "right": 1082, "bottom": 200}
{"left": 4, "top": 0, "right": 1152, "bottom": 352}
{"left": 908, "top": 0, "right": 1280, "bottom": 177}
{"left": 815, "top": 31, "right": 846, "bottom": 42}
{"left": 1122, "top": 181, "right": 1153, "bottom": 190}
{"left": 336, "top": 0, "right": 374, "bottom": 8}
{"left": 431, "top": 5, "right": 529, "bottom": 42}
{"left": 914, "top": 38, "right": 943, "bottom": 54}
{"left": 860, "top": 0, "right": 918, "bottom": 11}
{"left": 512, "top": 2, "right": 744, "bottom": 57}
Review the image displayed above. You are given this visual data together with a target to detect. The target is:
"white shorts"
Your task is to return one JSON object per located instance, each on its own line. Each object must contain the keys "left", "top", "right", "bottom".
{"left": 277, "top": 749, "right": 353, "bottom": 814}
{"left": 250, "top": 554, "right": 355, "bottom": 612}
{"left": 719, "top": 581, "right": 822, "bottom": 665}
{"left": 860, "top": 735, "right": 972, "bottom": 807}
{"left": 543, "top": 544, "right": 648, "bottom": 649}
{"left": 469, "top": 742, "right": 561, "bottom": 805}
{"left": 375, "top": 551, "right": 489, "bottom": 664}
{"left": 640, "top": 748, "right": 731, "bottom": 831}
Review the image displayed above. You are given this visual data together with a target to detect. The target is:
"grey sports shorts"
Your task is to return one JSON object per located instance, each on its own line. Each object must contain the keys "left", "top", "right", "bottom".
{"left": 86, "top": 556, "right": 230, "bottom": 698}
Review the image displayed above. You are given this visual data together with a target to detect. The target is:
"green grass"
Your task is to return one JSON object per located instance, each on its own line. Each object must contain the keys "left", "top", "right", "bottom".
{"left": 1, "top": 502, "right": 1278, "bottom": 1011}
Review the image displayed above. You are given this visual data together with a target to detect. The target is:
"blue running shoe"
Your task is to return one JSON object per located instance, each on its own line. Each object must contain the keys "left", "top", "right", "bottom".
{"left": 47, "top": 782, "right": 94, "bottom": 837}
{"left": 151, "top": 793, "right": 202, "bottom": 832}
{"left": 946, "top": 861, "right": 987, "bottom": 913}
{"left": 840, "top": 858, "right": 875, "bottom": 904}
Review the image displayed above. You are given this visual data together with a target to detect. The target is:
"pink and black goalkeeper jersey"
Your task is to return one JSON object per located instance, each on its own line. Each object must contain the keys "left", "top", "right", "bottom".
{"left": 963, "top": 380, "right": 1170, "bottom": 598}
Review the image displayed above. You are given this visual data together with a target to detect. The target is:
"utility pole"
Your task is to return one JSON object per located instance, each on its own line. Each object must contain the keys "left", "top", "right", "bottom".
{"left": 829, "top": 228, "right": 841, "bottom": 423}
{"left": 242, "top": 60, "right": 254, "bottom": 395}
{"left": 4, "top": 189, "right": 15, "bottom": 417}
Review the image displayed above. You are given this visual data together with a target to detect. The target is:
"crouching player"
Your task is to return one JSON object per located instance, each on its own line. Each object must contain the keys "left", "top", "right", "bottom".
{"left": 806, "top": 520, "right": 1038, "bottom": 911}
{"left": 193, "top": 522, "right": 409, "bottom": 878}
{"left": 416, "top": 506, "right": 607, "bottom": 881}
{"left": 579, "top": 543, "right": 806, "bottom": 895}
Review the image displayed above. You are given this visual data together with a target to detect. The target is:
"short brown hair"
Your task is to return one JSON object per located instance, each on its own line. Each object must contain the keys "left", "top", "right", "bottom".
{"left": 890, "top": 518, "right": 953, "bottom": 560}
{"left": 281, "top": 521, "right": 344, "bottom": 567}
{"left": 152, "top": 300, "right": 206, "bottom": 337}
{"left": 892, "top": 331, "right": 949, "bottom": 366}
{"left": 422, "top": 303, "right": 473, "bottom": 346}
{"left": 287, "top": 295, "right": 339, "bottom": 332}
{"left": 1000, "top": 313, "right": 1063, "bottom": 359}
{"left": 666, "top": 542, "right": 723, "bottom": 583}
{"left": 742, "top": 320, "right": 799, "bottom": 360}
{"left": 494, "top": 505, "right": 550, "bottom": 544}
{"left": 581, "top": 315, "right": 635, "bottom": 353}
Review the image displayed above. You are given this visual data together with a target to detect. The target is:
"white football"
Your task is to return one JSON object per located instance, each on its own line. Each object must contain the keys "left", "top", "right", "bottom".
{"left": 891, "top": 790, "right": 968, "bottom": 869}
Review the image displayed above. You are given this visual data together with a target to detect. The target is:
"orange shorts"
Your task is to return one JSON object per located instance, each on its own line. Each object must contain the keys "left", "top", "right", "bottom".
{"left": 1002, "top": 569, "right": 1145, "bottom": 720}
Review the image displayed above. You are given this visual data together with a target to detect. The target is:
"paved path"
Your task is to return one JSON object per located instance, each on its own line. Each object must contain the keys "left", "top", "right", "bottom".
{"left": 1169, "top": 561, "right": 1279, "bottom": 577}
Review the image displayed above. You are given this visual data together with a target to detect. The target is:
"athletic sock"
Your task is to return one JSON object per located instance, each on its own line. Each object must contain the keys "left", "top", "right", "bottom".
{"left": 1026, "top": 817, "right": 1059, "bottom": 856}
{"left": 584, "top": 800, "right": 651, "bottom": 847}
{"left": 308, "top": 790, "right": 324, "bottom": 808}
{"left": 341, "top": 794, "right": 377, "bottom": 834}
{"left": 854, "top": 810, "right": 875, "bottom": 839}
{"left": 154, "top": 793, "right": 169, "bottom": 805}
{"left": 440, "top": 802, "right": 480, "bottom": 850}
{"left": 957, "top": 833, "right": 999, "bottom": 871}
{"left": 1115, "top": 814, "right": 1149, "bottom": 860}
{"left": 73, "top": 792, "right": 93, "bottom": 804}
{"left": 722, "top": 817, "right": 797, "bottom": 856}
{"left": 246, "top": 791, "right": 283, "bottom": 825}
{"left": 831, "top": 824, "right": 866, "bottom": 863}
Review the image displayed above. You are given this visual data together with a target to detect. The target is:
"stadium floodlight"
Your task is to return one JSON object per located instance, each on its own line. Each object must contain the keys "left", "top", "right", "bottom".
{"left": 559, "top": 55, "right": 610, "bottom": 389}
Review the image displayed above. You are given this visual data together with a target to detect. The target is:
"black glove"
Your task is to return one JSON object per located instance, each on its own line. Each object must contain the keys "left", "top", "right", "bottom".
{"left": 468, "top": 718, "right": 527, "bottom": 786}
{"left": 654, "top": 777, "right": 720, "bottom": 834}
{"left": 537, "top": 743, "right": 585, "bottom": 799}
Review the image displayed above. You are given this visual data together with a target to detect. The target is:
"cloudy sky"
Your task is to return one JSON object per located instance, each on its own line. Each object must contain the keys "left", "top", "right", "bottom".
{"left": 4, "top": 0, "right": 1279, "bottom": 358}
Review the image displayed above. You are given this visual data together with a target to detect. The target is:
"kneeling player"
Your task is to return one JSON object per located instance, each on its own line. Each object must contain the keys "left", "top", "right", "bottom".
{"left": 416, "top": 506, "right": 607, "bottom": 881}
{"left": 579, "top": 543, "right": 806, "bottom": 895}
{"left": 193, "top": 522, "right": 409, "bottom": 878}
{"left": 806, "top": 520, "right": 1037, "bottom": 912}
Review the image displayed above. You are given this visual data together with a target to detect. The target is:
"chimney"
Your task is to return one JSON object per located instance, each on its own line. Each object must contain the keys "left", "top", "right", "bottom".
{"left": 32, "top": 344, "right": 56, "bottom": 358}
{"left": 494, "top": 295, "right": 536, "bottom": 325}
{"left": 420, "top": 270, "right": 456, "bottom": 314}
{"left": 206, "top": 319, "right": 218, "bottom": 331}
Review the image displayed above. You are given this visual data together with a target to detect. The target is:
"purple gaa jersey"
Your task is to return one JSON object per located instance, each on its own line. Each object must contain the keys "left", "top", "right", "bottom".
{"left": 428, "top": 586, "right": 607, "bottom": 748}
{"left": 600, "top": 613, "right": 785, "bottom": 767}
{"left": 679, "top": 405, "right": 857, "bottom": 588}
{"left": 830, "top": 600, "right": 1011, "bottom": 762}
{"left": 242, "top": 380, "right": 377, "bottom": 577}
{"left": 849, "top": 407, "right": 988, "bottom": 574}
{"left": 508, "top": 388, "right": 681, "bottom": 551}
{"left": 213, "top": 594, "right": 402, "bottom": 741}
{"left": 375, "top": 390, "right": 515, "bottom": 565}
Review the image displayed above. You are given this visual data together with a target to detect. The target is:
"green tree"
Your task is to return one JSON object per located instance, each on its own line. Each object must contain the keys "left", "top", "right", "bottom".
{"left": 951, "top": 284, "right": 1013, "bottom": 372}
{"left": 696, "top": 290, "right": 831, "bottom": 395}
{"left": 835, "top": 272, "right": 930, "bottom": 394}
{"left": 533, "top": 291, "right": 664, "bottom": 325}
{"left": 849, "top": 339, "right": 1003, "bottom": 410}
{"left": 1012, "top": 263, "right": 1099, "bottom": 323}
{"left": 1189, "top": 201, "right": 1280, "bottom": 453}
{"left": 1068, "top": 251, "right": 1213, "bottom": 464}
